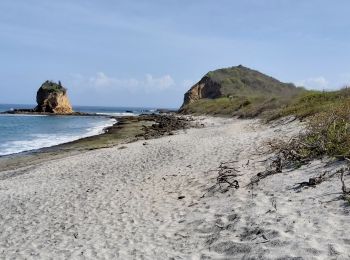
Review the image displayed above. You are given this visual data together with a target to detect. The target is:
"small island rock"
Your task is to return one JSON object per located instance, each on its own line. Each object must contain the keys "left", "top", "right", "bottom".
{"left": 35, "top": 81, "right": 73, "bottom": 114}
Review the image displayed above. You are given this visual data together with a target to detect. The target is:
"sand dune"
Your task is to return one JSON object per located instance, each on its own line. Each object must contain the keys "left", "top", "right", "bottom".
{"left": 0, "top": 117, "right": 349, "bottom": 259}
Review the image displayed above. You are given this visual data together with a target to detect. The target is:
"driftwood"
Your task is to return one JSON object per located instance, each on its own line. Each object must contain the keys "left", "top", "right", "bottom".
{"left": 265, "top": 133, "right": 317, "bottom": 170}
{"left": 340, "top": 170, "right": 350, "bottom": 196}
{"left": 246, "top": 156, "right": 282, "bottom": 187}
{"left": 336, "top": 167, "right": 350, "bottom": 205}
{"left": 294, "top": 171, "right": 329, "bottom": 189}
{"left": 216, "top": 161, "right": 240, "bottom": 189}
{"left": 201, "top": 161, "right": 240, "bottom": 198}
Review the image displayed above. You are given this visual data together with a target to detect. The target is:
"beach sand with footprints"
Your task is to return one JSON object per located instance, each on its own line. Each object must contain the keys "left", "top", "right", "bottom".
{"left": 0, "top": 117, "right": 349, "bottom": 259}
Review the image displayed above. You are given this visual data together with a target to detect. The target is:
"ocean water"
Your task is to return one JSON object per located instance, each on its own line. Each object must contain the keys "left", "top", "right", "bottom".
{"left": 0, "top": 104, "right": 155, "bottom": 156}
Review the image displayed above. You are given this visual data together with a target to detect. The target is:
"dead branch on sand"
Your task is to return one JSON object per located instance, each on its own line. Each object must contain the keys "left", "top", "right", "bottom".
{"left": 201, "top": 161, "right": 240, "bottom": 198}
{"left": 320, "top": 165, "right": 350, "bottom": 204}
{"left": 245, "top": 156, "right": 282, "bottom": 187}
{"left": 215, "top": 161, "right": 240, "bottom": 190}
{"left": 340, "top": 168, "right": 350, "bottom": 204}
{"left": 293, "top": 168, "right": 345, "bottom": 190}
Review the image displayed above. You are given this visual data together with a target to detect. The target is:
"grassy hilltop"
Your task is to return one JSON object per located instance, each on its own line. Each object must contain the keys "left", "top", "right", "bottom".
{"left": 40, "top": 80, "right": 67, "bottom": 94}
{"left": 179, "top": 65, "right": 305, "bottom": 117}
{"left": 205, "top": 65, "right": 298, "bottom": 98}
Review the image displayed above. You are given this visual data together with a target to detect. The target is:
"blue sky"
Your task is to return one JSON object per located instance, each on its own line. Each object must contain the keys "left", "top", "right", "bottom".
{"left": 1, "top": 0, "right": 350, "bottom": 108}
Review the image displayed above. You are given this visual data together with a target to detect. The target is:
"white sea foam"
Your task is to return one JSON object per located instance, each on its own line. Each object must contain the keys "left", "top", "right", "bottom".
{"left": 0, "top": 118, "right": 116, "bottom": 156}
{"left": 96, "top": 112, "right": 136, "bottom": 116}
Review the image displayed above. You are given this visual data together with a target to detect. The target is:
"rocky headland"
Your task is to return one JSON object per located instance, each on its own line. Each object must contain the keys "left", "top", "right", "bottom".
{"left": 180, "top": 65, "right": 300, "bottom": 107}
{"left": 179, "top": 65, "right": 303, "bottom": 116}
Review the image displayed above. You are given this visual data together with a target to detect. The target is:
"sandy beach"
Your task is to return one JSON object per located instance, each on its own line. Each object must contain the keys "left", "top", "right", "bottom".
{"left": 0, "top": 117, "right": 349, "bottom": 259}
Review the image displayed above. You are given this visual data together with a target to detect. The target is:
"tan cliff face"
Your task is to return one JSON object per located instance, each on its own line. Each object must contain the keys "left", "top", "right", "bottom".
{"left": 180, "top": 76, "right": 222, "bottom": 110}
{"left": 35, "top": 81, "right": 73, "bottom": 114}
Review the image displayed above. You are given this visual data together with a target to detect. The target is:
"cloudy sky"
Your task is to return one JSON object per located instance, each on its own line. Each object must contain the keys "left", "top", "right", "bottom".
{"left": 1, "top": 0, "right": 350, "bottom": 108}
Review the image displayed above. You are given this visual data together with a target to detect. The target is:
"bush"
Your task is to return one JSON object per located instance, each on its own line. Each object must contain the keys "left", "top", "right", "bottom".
{"left": 272, "top": 100, "right": 350, "bottom": 167}
{"left": 267, "top": 87, "right": 350, "bottom": 121}
{"left": 306, "top": 102, "right": 350, "bottom": 157}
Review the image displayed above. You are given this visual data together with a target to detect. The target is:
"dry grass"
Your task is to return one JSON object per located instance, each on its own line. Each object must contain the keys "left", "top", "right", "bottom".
{"left": 267, "top": 88, "right": 350, "bottom": 121}
{"left": 181, "top": 95, "right": 297, "bottom": 118}
{"left": 270, "top": 100, "right": 350, "bottom": 167}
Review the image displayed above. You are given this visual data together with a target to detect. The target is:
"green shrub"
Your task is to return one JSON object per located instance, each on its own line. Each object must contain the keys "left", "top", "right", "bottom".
{"left": 273, "top": 100, "right": 350, "bottom": 164}
{"left": 268, "top": 88, "right": 350, "bottom": 120}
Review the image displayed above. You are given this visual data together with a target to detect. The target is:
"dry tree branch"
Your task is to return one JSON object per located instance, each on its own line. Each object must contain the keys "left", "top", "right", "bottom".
{"left": 340, "top": 170, "right": 349, "bottom": 195}
{"left": 245, "top": 156, "right": 282, "bottom": 187}
{"left": 201, "top": 161, "right": 241, "bottom": 197}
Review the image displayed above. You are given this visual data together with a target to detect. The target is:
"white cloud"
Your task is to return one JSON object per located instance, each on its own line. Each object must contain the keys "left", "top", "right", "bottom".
{"left": 71, "top": 72, "right": 175, "bottom": 92}
{"left": 296, "top": 76, "right": 329, "bottom": 89}
{"left": 89, "top": 72, "right": 114, "bottom": 87}
{"left": 89, "top": 72, "right": 140, "bottom": 89}
{"left": 144, "top": 74, "right": 175, "bottom": 90}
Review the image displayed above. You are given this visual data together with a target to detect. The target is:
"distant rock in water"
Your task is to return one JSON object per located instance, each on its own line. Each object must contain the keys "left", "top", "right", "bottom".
{"left": 35, "top": 81, "right": 73, "bottom": 114}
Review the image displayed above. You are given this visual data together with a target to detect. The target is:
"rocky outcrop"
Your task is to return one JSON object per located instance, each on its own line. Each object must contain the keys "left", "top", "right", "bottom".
{"left": 181, "top": 76, "right": 222, "bottom": 108}
{"left": 35, "top": 81, "right": 73, "bottom": 114}
{"left": 179, "top": 65, "right": 300, "bottom": 111}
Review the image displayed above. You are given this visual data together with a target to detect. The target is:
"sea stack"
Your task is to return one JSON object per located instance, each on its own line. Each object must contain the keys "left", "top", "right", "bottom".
{"left": 35, "top": 80, "right": 73, "bottom": 114}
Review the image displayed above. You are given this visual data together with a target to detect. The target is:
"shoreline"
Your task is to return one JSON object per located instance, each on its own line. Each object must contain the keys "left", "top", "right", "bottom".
{"left": 0, "top": 113, "right": 192, "bottom": 172}
{"left": 1, "top": 116, "right": 349, "bottom": 258}
{"left": 0, "top": 114, "right": 117, "bottom": 157}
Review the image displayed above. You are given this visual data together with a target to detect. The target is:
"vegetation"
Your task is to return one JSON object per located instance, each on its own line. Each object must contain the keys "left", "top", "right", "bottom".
{"left": 267, "top": 88, "right": 350, "bottom": 120}
{"left": 181, "top": 66, "right": 350, "bottom": 165}
{"left": 40, "top": 80, "right": 67, "bottom": 94}
{"left": 180, "top": 65, "right": 305, "bottom": 117}
{"left": 267, "top": 96, "right": 350, "bottom": 203}
{"left": 181, "top": 95, "right": 298, "bottom": 117}
{"left": 271, "top": 93, "right": 350, "bottom": 162}
{"left": 254, "top": 87, "right": 350, "bottom": 194}
{"left": 180, "top": 97, "right": 249, "bottom": 116}
{"left": 205, "top": 65, "right": 300, "bottom": 98}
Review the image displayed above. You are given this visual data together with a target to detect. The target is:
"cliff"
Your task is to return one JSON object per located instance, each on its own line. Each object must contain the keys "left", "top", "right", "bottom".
{"left": 35, "top": 81, "right": 73, "bottom": 114}
{"left": 182, "top": 76, "right": 222, "bottom": 106}
{"left": 179, "top": 65, "right": 303, "bottom": 116}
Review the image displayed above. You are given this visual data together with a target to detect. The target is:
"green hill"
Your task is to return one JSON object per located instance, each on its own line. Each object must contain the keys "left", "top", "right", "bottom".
{"left": 179, "top": 65, "right": 305, "bottom": 117}
{"left": 205, "top": 65, "right": 298, "bottom": 97}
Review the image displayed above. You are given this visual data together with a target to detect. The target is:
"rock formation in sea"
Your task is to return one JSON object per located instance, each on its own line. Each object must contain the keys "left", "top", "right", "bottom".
{"left": 35, "top": 80, "right": 73, "bottom": 114}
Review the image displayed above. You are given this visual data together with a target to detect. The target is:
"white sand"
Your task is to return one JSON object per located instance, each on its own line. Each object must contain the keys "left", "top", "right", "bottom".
{"left": 0, "top": 117, "right": 350, "bottom": 259}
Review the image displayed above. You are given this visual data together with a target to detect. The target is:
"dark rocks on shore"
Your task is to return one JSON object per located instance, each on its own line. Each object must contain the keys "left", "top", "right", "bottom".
{"left": 135, "top": 114, "right": 192, "bottom": 139}
{"left": 156, "top": 108, "right": 178, "bottom": 114}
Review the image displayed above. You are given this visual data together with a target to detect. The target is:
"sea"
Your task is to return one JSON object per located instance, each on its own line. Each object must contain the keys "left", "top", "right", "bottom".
{"left": 0, "top": 104, "right": 156, "bottom": 156}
